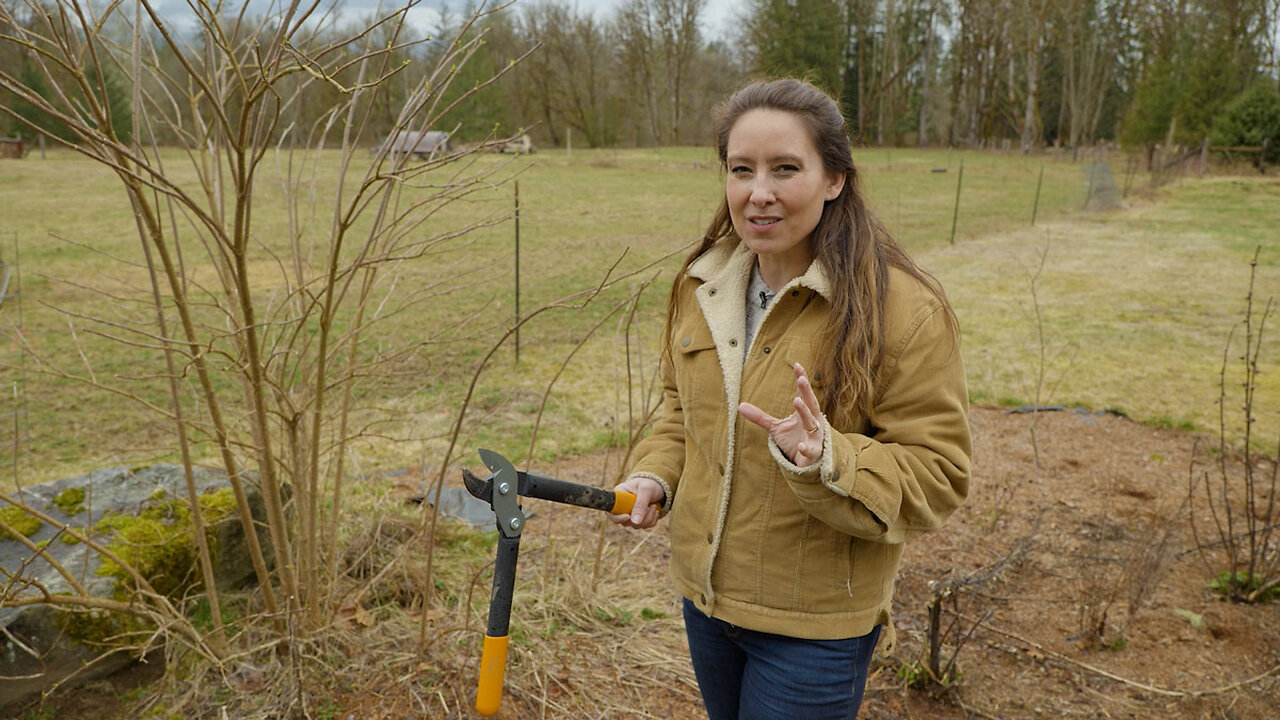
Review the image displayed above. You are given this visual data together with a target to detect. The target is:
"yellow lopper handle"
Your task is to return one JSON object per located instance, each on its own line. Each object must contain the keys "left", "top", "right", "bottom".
{"left": 610, "top": 490, "right": 638, "bottom": 516}
{"left": 476, "top": 634, "right": 509, "bottom": 716}
{"left": 609, "top": 490, "right": 662, "bottom": 517}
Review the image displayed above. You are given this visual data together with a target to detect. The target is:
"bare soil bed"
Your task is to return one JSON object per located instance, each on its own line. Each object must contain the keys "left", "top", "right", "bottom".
{"left": 875, "top": 405, "right": 1280, "bottom": 720}
{"left": 12, "top": 405, "right": 1279, "bottom": 719}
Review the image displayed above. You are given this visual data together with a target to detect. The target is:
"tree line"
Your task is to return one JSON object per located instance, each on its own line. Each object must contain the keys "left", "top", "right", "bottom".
{"left": 3, "top": 0, "right": 1279, "bottom": 155}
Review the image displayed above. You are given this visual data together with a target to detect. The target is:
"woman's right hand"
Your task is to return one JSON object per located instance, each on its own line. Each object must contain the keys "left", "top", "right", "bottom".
{"left": 608, "top": 476, "right": 666, "bottom": 529}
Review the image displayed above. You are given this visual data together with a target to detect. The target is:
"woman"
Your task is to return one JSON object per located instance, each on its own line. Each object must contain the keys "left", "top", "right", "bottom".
{"left": 610, "top": 78, "right": 971, "bottom": 719}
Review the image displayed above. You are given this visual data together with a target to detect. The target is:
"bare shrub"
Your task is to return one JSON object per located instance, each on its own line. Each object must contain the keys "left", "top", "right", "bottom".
{"left": 1189, "top": 246, "right": 1280, "bottom": 603}
{"left": 1017, "top": 233, "right": 1079, "bottom": 469}
{"left": 900, "top": 531, "right": 1034, "bottom": 699}
{"left": 1071, "top": 503, "right": 1182, "bottom": 650}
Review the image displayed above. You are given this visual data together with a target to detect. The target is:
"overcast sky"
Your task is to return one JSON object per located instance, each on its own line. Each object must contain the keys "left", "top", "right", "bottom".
{"left": 145, "top": 0, "right": 741, "bottom": 38}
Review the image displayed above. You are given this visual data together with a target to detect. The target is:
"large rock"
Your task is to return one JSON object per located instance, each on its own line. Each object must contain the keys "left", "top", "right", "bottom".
{"left": 0, "top": 464, "right": 268, "bottom": 709}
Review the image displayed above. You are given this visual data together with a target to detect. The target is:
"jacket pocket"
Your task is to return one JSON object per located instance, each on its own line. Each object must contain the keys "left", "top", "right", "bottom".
{"left": 813, "top": 525, "right": 856, "bottom": 608}
{"left": 846, "top": 539, "right": 892, "bottom": 609}
{"left": 674, "top": 323, "right": 716, "bottom": 357}
{"left": 673, "top": 323, "right": 724, "bottom": 426}
{"left": 763, "top": 516, "right": 856, "bottom": 613}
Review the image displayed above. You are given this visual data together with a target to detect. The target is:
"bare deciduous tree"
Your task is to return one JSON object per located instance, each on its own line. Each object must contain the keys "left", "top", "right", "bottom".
{"left": 952, "top": 0, "right": 1012, "bottom": 146}
{"left": 655, "top": 0, "right": 705, "bottom": 144}
{"left": 1054, "top": 0, "right": 1130, "bottom": 147}
{"left": 617, "top": 0, "right": 664, "bottom": 145}
{"left": 615, "top": 0, "right": 705, "bottom": 146}
{"left": 1013, "top": 0, "right": 1051, "bottom": 153}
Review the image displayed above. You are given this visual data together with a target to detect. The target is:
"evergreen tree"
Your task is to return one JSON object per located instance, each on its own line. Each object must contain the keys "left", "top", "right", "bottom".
{"left": 746, "top": 0, "right": 845, "bottom": 98}
{"left": 7, "top": 61, "right": 130, "bottom": 144}
{"left": 93, "top": 65, "right": 133, "bottom": 146}
{"left": 1212, "top": 84, "right": 1280, "bottom": 162}
{"left": 11, "top": 60, "right": 74, "bottom": 141}
{"left": 432, "top": 15, "right": 518, "bottom": 142}
{"left": 1121, "top": 57, "right": 1179, "bottom": 148}
{"left": 1174, "top": 0, "right": 1266, "bottom": 144}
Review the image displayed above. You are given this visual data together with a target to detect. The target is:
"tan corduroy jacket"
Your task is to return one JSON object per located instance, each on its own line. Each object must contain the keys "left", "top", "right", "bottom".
{"left": 628, "top": 238, "right": 971, "bottom": 641}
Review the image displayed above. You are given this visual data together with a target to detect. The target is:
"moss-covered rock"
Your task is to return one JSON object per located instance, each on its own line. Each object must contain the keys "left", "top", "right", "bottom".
{"left": 0, "top": 505, "right": 42, "bottom": 541}
{"left": 2, "top": 465, "right": 267, "bottom": 709}
{"left": 93, "top": 488, "right": 237, "bottom": 599}
{"left": 53, "top": 487, "right": 87, "bottom": 516}
{"left": 48, "top": 488, "right": 242, "bottom": 660}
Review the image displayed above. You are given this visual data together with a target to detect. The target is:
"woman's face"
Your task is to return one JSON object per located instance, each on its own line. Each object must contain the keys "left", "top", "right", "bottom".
{"left": 725, "top": 108, "right": 844, "bottom": 279}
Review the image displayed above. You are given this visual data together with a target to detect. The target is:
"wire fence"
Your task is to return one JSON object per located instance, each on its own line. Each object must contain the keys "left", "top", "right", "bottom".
{"left": 0, "top": 232, "right": 30, "bottom": 487}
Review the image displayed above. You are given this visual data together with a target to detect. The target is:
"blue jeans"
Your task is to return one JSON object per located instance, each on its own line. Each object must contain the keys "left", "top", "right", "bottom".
{"left": 682, "top": 598, "right": 880, "bottom": 720}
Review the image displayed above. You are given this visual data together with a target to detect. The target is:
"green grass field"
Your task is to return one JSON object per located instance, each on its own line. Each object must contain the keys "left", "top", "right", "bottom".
{"left": 0, "top": 146, "right": 1276, "bottom": 488}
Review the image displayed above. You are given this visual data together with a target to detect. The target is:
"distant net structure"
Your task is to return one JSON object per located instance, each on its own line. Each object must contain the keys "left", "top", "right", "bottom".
{"left": 1084, "top": 162, "right": 1121, "bottom": 211}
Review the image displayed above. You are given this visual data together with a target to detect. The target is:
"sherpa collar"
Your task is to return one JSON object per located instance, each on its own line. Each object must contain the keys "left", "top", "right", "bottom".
{"left": 686, "top": 237, "right": 835, "bottom": 302}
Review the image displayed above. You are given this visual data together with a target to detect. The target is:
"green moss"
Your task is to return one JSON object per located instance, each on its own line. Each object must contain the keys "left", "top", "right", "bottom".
{"left": 639, "top": 607, "right": 666, "bottom": 621}
{"left": 96, "top": 512, "right": 197, "bottom": 598}
{"left": 197, "top": 488, "right": 237, "bottom": 522}
{"left": 436, "top": 518, "right": 499, "bottom": 553}
{"left": 0, "top": 505, "right": 42, "bottom": 541}
{"left": 53, "top": 486, "right": 87, "bottom": 516}
{"left": 55, "top": 487, "right": 240, "bottom": 645}
{"left": 94, "top": 488, "right": 236, "bottom": 598}
{"left": 57, "top": 602, "right": 150, "bottom": 648}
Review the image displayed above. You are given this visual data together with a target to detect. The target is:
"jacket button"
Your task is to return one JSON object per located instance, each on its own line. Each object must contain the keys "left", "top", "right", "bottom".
{"left": 699, "top": 594, "right": 707, "bottom": 605}
{"left": 706, "top": 532, "right": 713, "bottom": 544}
{"left": 709, "top": 288, "right": 717, "bottom": 296}
{"left": 729, "top": 339, "right": 738, "bottom": 347}
{"left": 681, "top": 337, "right": 691, "bottom": 348}
{"left": 791, "top": 290, "right": 799, "bottom": 296}
{"left": 717, "top": 464, "right": 725, "bottom": 476}
{"left": 762, "top": 346, "right": 771, "bottom": 354}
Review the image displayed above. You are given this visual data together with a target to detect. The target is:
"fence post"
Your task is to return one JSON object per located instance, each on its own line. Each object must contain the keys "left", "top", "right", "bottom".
{"left": 949, "top": 159, "right": 964, "bottom": 245}
{"left": 1122, "top": 155, "right": 1137, "bottom": 198}
{"left": 1031, "top": 163, "right": 1045, "bottom": 226}
{"left": 514, "top": 180, "right": 521, "bottom": 364}
{"left": 1084, "top": 162, "right": 1097, "bottom": 210}
{"left": 1199, "top": 137, "right": 1209, "bottom": 176}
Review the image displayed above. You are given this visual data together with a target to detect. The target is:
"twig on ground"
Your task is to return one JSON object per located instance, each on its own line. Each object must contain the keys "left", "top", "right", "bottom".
{"left": 954, "top": 698, "right": 1003, "bottom": 720}
{"left": 966, "top": 614, "right": 1280, "bottom": 697}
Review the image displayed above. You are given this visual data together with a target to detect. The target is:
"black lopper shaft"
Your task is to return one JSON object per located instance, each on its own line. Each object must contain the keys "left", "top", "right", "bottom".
{"left": 521, "top": 472, "right": 624, "bottom": 512}
{"left": 486, "top": 533, "right": 520, "bottom": 637}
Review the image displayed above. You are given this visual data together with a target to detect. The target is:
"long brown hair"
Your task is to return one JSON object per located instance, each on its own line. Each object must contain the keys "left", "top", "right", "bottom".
{"left": 668, "top": 78, "right": 954, "bottom": 420}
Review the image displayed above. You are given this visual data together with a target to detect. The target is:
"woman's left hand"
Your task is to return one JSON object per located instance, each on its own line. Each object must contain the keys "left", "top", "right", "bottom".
{"left": 738, "top": 362, "right": 825, "bottom": 468}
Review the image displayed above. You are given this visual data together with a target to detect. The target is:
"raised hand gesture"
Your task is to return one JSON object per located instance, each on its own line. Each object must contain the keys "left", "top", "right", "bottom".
{"left": 737, "top": 362, "right": 825, "bottom": 468}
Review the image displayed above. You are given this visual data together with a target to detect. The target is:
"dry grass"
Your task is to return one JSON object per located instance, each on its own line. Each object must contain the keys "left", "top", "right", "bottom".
{"left": 927, "top": 176, "right": 1280, "bottom": 443}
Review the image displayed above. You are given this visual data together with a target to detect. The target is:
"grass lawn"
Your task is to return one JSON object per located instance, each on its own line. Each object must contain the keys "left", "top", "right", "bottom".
{"left": 0, "top": 145, "right": 1275, "bottom": 489}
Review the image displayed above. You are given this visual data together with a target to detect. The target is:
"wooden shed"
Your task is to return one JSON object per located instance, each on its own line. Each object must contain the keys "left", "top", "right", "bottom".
{"left": 380, "top": 130, "right": 451, "bottom": 158}
{"left": 0, "top": 138, "right": 25, "bottom": 159}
